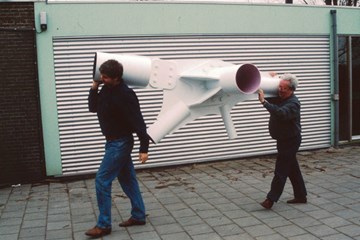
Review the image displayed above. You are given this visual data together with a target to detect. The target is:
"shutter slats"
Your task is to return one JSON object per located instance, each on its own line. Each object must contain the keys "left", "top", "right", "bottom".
{"left": 53, "top": 34, "right": 331, "bottom": 176}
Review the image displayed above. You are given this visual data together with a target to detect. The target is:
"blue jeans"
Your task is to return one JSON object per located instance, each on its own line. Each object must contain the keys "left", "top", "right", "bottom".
{"left": 95, "top": 136, "right": 146, "bottom": 228}
{"left": 267, "top": 135, "right": 307, "bottom": 202}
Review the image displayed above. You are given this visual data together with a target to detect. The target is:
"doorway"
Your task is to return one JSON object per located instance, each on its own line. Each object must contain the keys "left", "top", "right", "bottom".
{"left": 338, "top": 36, "right": 360, "bottom": 141}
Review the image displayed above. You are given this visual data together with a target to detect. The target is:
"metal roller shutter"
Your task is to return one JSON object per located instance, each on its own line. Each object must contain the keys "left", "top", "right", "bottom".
{"left": 53, "top": 35, "right": 331, "bottom": 175}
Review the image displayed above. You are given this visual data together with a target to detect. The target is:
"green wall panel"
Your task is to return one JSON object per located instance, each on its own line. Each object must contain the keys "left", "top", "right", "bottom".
{"left": 34, "top": 2, "right": 360, "bottom": 176}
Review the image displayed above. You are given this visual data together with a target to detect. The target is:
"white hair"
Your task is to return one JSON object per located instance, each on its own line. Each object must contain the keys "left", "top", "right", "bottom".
{"left": 279, "top": 73, "right": 298, "bottom": 91}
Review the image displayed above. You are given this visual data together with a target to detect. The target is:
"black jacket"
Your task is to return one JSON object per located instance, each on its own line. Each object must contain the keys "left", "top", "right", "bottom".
{"left": 263, "top": 94, "right": 301, "bottom": 140}
{"left": 88, "top": 82, "right": 150, "bottom": 153}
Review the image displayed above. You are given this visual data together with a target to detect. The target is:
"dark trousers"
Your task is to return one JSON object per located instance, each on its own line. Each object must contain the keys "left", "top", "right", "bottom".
{"left": 267, "top": 135, "right": 307, "bottom": 202}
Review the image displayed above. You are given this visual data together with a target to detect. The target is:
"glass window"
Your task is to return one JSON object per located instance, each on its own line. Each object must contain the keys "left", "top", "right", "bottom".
{"left": 338, "top": 36, "right": 360, "bottom": 141}
{"left": 338, "top": 36, "right": 351, "bottom": 141}
{"left": 352, "top": 37, "right": 360, "bottom": 137}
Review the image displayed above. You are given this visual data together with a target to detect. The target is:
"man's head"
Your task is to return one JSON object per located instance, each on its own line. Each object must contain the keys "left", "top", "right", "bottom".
{"left": 278, "top": 73, "right": 298, "bottom": 100}
{"left": 99, "top": 59, "right": 123, "bottom": 86}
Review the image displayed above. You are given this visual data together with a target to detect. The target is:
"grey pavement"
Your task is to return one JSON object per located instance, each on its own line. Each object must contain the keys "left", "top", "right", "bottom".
{"left": 1, "top": 144, "right": 360, "bottom": 240}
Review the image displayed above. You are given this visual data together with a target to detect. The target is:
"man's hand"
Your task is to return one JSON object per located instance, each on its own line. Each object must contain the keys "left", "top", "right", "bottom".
{"left": 258, "top": 89, "right": 265, "bottom": 104}
{"left": 269, "top": 72, "right": 278, "bottom": 78}
{"left": 91, "top": 80, "right": 102, "bottom": 90}
{"left": 139, "top": 153, "right": 148, "bottom": 164}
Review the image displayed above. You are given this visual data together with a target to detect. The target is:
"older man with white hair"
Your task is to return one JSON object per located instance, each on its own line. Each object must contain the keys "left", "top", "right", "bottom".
{"left": 258, "top": 73, "right": 307, "bottom": 209}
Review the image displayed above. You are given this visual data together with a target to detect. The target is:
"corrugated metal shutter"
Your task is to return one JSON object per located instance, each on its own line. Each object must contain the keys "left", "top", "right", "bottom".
{"left": 53, "top": 35, "right": 331, "bottom": 176}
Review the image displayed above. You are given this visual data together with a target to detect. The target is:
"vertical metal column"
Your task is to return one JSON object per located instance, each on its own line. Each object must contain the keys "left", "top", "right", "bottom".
{"left": 331, "top": 10, "right": 339, "bottom": 148}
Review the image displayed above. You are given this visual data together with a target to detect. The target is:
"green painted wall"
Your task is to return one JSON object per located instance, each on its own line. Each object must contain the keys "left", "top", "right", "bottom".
{"left": 34, "top": 2, "right": 360, "bottom": 176}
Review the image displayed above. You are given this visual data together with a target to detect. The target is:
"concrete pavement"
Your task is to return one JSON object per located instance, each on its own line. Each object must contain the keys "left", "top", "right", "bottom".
{"left": 1, "top": 144, "right": 360, "bottom": 240}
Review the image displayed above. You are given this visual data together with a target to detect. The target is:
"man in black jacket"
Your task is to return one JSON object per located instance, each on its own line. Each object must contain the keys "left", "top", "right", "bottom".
{"left": 258, "top": 73, "right": 307, "bottom": 209}
{"left": 86, "top": 59, "right": 151, "bottom": 238}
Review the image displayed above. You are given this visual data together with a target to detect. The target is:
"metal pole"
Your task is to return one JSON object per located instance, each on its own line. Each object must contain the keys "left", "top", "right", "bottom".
{"left": 331, "top": 10, "right": 339, "bottom": 148}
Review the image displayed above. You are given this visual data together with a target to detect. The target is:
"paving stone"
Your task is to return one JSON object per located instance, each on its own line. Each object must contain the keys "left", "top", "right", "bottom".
{"left": 71, "top": 213, "right": 95, "bottom": 223}
{"left": 273, "top": 224, "right": 307, "bottom": 238}
{"left": 261, "top": 216, "right": 293, "bottom": 228}
{"left": 213, "top": 224, "right": 244, "bottom": 236}
{"left": 69, "top": 207, "right": 93, "bottom": 216}
{"left": 154, "top": 223, "right": 184, "bottom": 235}
{"left": 318, "top": 202, "right": 346, "bottom": 212}
{"left": 223, "top": 209, "right": 250, "bottom": 219}
{"left": 46, "top": 221, "right": 71, "bottom": 231}
{"left": 18, "top": 236, "right": 45, "bottom": 240}
{"left": 288, "top": 234, "right": 322, "bottom": 240}
{"left": 250, "top": 209, "right": 280, "bottom": 220}
{"left": 0, "top": 211, "right": 23, "bottom": 218}
{"left": 320, "top": 216, "right": 351, "bottom": 228}
{"left": 126, "top": 223, "right": 155, "bottom": 234}
{"left": 191, "top": 232, "right": 222, "bottom": 240}
{"left": 334, "top": 208, "right": 360, "bottom": 219}
{"left": 215, "top": 203, "right": 239, "bottom": 212}
{"left": 47, "top": 213, "right": 71, "bottom": 222}
{"left": 72, "top": 221, "right": 94, "bottom": 232}
{"left": 336, "top": 224, "right": 360, "bottom": 237}
{"left": 256, "top": 233, "right": 287, "bottom": 240}
{"left": 147, "top": 208, "right": 171, "bottom": 218}
{"left": 276, "top": 209, "right": 308, "bottom": 220}
{"left": 142, "top": 201, "right": 163, "bottom": 210}
{"left": 0, "top": 234, "right": 18, "bottom": 240}
{"left": 48, "top": 207, "right": 70, "bottom": 215}
{"left": 204, "top": 216, "right": 232, "bottom": 227}
{"left": 130, "top": 231, "right": 161, "bottom": 240}
{"left": 0, "top": 217, "right": 22, "bottom": 226}
{"left": 25, "top": 206, "right": 47, "bottom": 213}
{"left": 223, "top": 232, "right": 254, "bottom": 240}
{"left": 243, "top": 224, "right": 275, "bottom": 237}
{"left": 23, "top": 211, "right": 47, "bottom": 221}
{"left": 102, "top": 230, "right": 131, "bottom": 240}
{"left": 46, "top": 229, "right": 72, "bottom": 240}
{"left": 305, "top": 224, "right": 338, "bottom": 237}
{"left": 149, "top": 215, "right": 176, "bottom": 226}
{"left": 21, "top": 219, "right": 46, "bottom": 228}
{"left": 190, "top": 202, "right": 215, "bottom": 211}
{"left": 184, "top": 223, "right": 214, "bottom": 236}
{"left": 176, "top": 215, "right": 204, "bottom": 227}
{"left": 321, "top": 233, "right": 355, "bottom": 240}
{"left": 196, "top": 209, "right": 223, "bottom": 219}
{"left": 163, "top": 202, "right": 188, "bottom": 211}
{"left": 160, "top": 232, "right": 191, "bottom": 240}
{"left": 233, "top": 216, "right": 262, "bottom": 227}
{"left": 182, "top": 196, "right": 207, "bottom": 205}
{"left": 0, "top": 225, "right": 20, "bottom": 235}
{"left": 290, "top": 216, "right": 321, "bottom": 228}
{"left": 18, "top": 226, "right": 46, "bottom": 238}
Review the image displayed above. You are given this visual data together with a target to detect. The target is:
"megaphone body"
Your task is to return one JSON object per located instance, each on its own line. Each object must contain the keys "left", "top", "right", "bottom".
{"left": 93, "top": 52, "right": 280, "bottom": 143}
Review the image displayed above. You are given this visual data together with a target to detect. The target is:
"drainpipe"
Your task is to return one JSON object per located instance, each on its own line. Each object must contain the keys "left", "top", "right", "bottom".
{"left": 331, "top": 10, "right": 339, "bottom": 148}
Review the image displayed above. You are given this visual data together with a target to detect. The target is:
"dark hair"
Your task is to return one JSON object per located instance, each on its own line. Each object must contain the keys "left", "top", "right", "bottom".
{"left": 99, "top": 59, "right": 123, "bottom": 80}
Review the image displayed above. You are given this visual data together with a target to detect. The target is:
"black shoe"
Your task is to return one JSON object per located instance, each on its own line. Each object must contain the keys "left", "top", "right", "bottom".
{"left": 260, "top": 198, "right": 274, "bottom": 209}
{"left": 287, "top": 197, "right": 307, "bottom": 204}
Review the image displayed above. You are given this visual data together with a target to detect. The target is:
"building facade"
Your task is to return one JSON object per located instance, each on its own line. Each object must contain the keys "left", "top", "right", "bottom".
{"left": 1, "top": 0, "right": 359, "bottom": 183}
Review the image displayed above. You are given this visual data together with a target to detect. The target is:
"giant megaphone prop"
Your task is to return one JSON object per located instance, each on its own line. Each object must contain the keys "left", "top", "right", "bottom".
{"left": 93, "top": 52, "right": 280, "bottom": 143}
